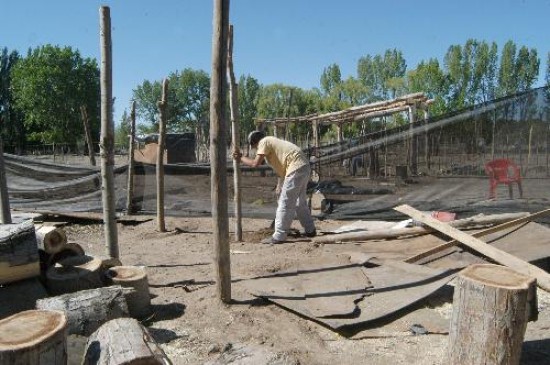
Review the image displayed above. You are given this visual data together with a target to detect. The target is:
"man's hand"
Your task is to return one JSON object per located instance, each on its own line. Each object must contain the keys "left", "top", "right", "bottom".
{"left": 232, "top": 150, "right": 242, "bottom": 160}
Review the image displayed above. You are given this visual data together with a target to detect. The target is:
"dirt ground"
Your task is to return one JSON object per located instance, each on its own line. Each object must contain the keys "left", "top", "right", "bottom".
{"left": 61, "top": 174, "right": 550, "bottom": 364}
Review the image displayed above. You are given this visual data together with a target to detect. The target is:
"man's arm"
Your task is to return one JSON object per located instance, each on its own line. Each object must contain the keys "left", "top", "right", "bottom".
{"left": 234, "top": 151, "right": 265, "bottom": 167}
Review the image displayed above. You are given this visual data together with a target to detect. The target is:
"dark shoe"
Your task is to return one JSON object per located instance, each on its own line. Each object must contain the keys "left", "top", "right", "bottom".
{"left": 304, "top": 229, "right": 317, "bottom": 238}
{"left": 261, "top": 237, "right": 284, "bottom": 245}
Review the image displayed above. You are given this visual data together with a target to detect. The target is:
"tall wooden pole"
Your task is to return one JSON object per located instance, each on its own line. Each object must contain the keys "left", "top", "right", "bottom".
{"left": 408, "top": 103, "right": 417, "bottom": 175}
{"left": 156, "top": 79, "right": 168, "bottom": 233}
{"left": 126, "top": 101, "right": 136, "bottom": 214}
{"left": 210, "top": 0, "right": 231, "bottom": 302}
{"left": 227, "top": 24, "right": 242, "bottom": 242}
{"left": 99, "top": 6, "right": 119, "bottom": 259}
{"left": 80, "top": 105, "right": 96, "bottom": 166}
{"left": 0, "top": 117, "right": 11, "bottom": 224}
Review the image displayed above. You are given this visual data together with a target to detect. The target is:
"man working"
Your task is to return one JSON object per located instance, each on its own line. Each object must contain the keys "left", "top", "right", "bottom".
{"left": 234, "top": 131, "right": 316, "bottom": 244}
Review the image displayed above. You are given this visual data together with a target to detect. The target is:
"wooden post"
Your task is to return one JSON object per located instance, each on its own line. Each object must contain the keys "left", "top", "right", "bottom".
{"left": 408, "top": 103, "right": 417, "bottom": 175}
{"left": 423, "top": 108, "right": 430, "bottom": 171}
{"left": 210, "top": 0, "right": 231, "bottom": 302}
{"left": 156, "top": 79, "right": 168, "bottom": 232}
{"left": 227, "top": 24, "right": 242, "bottom": 242}
{"left": 0, "top": 310, "right": 67, "bottom": 364}
{"left": 99, "top": 6, "right": 119, "bottom": 259}
{"left": 0, "top": 117, "right": 11, "bottom": 224}
{"left": 126, "top": 101, "right": 136, "bottom": 214}
{"left": 80, "top": 105, "right": 97, "bottom": 166}
{"left": 448, "top": 264, "right": 536, "bottom": 365}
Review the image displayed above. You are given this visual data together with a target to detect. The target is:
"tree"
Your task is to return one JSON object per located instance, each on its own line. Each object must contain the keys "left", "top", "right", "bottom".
{"left": 237, "top": 74, "right": 260, "bottom": 138}
{"left": 10, "top": 45, "right": 100, "bottom": 145}
{"left": 132, "top": 68, "right": 210, "bottom": 133}
{"left": 407, "top": 58, "right": 448, "bottom": 116}
{"left": 497, "top": 40, "right": 518, "bottom": 97}
{"left": 115, "top": 110, "right": 131, "bottom": 146}
{"left": 357, "top": 49, "right": 406, "bottom": 101}
{"left": 0, "top": 47, "right": 24, "bottom": 152}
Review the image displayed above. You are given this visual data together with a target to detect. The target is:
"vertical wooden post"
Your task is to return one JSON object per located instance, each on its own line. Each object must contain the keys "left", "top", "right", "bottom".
{"left": 80, "top": 105, "right": 96, "bottom": 166}
{"left": 99, "top": 6, "right": 119, "bottom": 259}
{"left": 126, "top": 101, "right": 136, "bottom": 214}
{"left": 210, "top": 0, "right": 231, "bottom": 302}
{"left": 448, "top": 264, "right": 536, "bottom": 365}
{"left": 423, "top": 108, "right": 430, "bottom": 171}
{"left": 408, "top": 103, "right": 417, "bottom": 175}
{"left": 156, "top": 79, "right": 168, "bottom": 233}
{"left": 0, "top": 117, "right": 11, "bottom": 224}
{"left": 227, "top": 24, "right": 242, "bottom": 242}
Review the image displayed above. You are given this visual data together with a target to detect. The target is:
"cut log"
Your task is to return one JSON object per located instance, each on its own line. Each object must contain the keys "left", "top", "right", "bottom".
{"left": 36, "top": 285, "right": 130, "bottom": 336}
{"left": 394, "top": 204, "right": 550, "bottom": 291}
{"left": 0, "top": 220, "right": 40, "bottom": 284}
{"left": 82, "top": 317, "right": 170, "bottom": 365}
{"left": 448, "top": 264, "right": 536, "bottom": 365}
{"left": 106, "top": 266, "right": 151, "bottom": 318}
{"left": 0, "top": 309, "right": 67, "bottom": 365}
{"left": 35, "top": 226, "right": 67, "bottom": 254}
{"left": 46, "top": 255, "right": 103, "bottom": 295}
{"left": 313, "top": 212, "right": 530, "bottom": 244}
{"left": 46, "top": 242, "right": 85, "bottom": 268}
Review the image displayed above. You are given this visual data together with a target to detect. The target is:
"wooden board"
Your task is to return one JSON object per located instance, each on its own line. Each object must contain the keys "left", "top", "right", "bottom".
{"left": 394, "top": 204, "right": 550, "bottom": 292}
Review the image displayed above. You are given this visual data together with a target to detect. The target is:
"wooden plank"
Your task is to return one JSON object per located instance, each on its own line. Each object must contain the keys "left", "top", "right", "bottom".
{"left": 394, "top": 204, "right": 550, "bottom": 292}
{"left": 405, "top": 208, "right": 550, "bottom": 263}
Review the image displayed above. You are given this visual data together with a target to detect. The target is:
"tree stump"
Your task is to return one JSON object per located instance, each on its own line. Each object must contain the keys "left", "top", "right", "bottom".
{"left": 35, "top": 226, "right": 67, "bottom": 254}
{"left": 106, "top": 266, "right": 151, "bottom": 318}
{"left": 82, "top": 317, "right": 170, "bottom": 365}
{"left": 46, "top": 255, "right": 103, "bottom": 295}
{"left": 448, "top": 263, "right": 537, "bottom": 365}
{"left": 0, "top": 309, "right": 67, "bottom": 365}
{"left": 0, "top": 220, "right": 40, "bottom": 284}
{"left": 36, "top": 285, "right": 130, "bottom": 336}
{"left": 46, "top": 242, "right": 85, "bottom": 268}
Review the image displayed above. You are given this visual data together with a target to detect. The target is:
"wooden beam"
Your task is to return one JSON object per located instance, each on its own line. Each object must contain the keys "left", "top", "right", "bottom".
{"left": 210, "top": 0, "right": 231, "bottom": 303}
{"left": 156, "top": 79, "right": 168, "bottom": 232}
{"left": 405, "top": 208, "right": 550, "bottom": 263}
{"left": 99, "top": 5, "right": 119, "bottom": 259}
{"left": 227, "top": 24, "right": 242, "bottom": 242}
{"left": 394, "top": 204, "right": 550, "bottom": 292}
{"left": 126, "top": 101, "right": 136, "bottom": 214}
{"left": 80, "top": 106, "right": 96, "bottom": 167}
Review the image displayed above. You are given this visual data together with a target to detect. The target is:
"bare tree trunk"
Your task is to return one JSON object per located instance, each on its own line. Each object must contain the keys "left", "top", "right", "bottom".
{"left": 448, "top": 264, "right": 535, "bottom": 365}
{"left": 227, "top": 24, "right": 242, "bottom": 242}
{"left": 80, "top": 105, "right": 97, "bottom": 166}
{"left": 126, "top": 101, "right": 136, "bottom": 214}
{"left": 210, "top": 0, "right": 231, "bottom": 303}
{"left": 0, "top": 118, "right": 11, "bottom": 224}
{"left": 156, "top": 79, "right": 168, "bottom": 232}
{"left": 99, "top": 6, "right": 118, "bottom": 259}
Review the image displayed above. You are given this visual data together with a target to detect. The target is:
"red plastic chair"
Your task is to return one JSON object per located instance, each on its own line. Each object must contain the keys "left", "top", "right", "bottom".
{"left": 484, "top": 159, "right": 523, "bottom": 199}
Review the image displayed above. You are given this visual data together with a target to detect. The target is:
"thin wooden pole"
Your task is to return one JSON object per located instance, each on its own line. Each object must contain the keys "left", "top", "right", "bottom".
{"left": 227, "top": 24, "right": 242, "bottom": 242}
{"left": 0, "top": 117, "right": 11, "bottom": 224}
{"left": 80, "top": 105, "right": 96, "bottom": 166}
{"left": 99, "top": 5, "right": 119, "bottom": 259}
{"left": 408, "top": 104, "right": 417, "bottom": 175}
{"left": 156, "top": 79, "right": 168, "bottom": 232}
{"left": 210, "top": 0, "right": 231, "bottom": 302}
{"left": 126, "top": 101, "right": 136, "bottom": 214}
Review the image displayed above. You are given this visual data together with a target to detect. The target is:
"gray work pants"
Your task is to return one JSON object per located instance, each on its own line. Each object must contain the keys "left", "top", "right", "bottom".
{"left": 273, "top": 165, "right": 315, "bottom": 241}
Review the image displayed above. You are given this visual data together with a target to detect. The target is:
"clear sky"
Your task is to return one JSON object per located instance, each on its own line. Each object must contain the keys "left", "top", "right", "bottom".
{"left": 2, "top": 0, "right": 549, "bottom": 125}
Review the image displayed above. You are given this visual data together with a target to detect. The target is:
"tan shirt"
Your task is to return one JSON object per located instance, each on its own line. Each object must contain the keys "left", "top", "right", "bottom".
{"left": 256, "top": 137, "right": 308, "bottom": 177}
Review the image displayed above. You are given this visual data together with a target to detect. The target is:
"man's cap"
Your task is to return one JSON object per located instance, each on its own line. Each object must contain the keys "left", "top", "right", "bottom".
{"left": 248, "top": 131, "right": 265, "bottom": 146}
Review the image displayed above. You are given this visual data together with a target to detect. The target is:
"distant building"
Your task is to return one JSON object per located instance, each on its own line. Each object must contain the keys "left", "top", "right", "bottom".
{"left": 134, "top": 133, "right": 196, "bottom": 164}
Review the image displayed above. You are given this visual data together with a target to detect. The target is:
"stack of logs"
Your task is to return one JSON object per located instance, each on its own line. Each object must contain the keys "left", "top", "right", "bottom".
{"left": 0, "top": 220, "right": 167, "bottom": 364}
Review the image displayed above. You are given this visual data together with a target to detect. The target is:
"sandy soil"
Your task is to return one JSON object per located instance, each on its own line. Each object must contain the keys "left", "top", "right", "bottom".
{"left": 63, "top": 206, "right": 550, "bottom": 364}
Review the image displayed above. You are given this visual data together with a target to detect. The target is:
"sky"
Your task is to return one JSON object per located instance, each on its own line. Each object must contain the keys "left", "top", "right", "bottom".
{"left": 2, "top": 0, "right": 549, "bottom": 125}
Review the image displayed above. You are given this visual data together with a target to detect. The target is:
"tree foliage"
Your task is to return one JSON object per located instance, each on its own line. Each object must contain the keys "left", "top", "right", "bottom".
{"left": 10, "top": 45, "right": 100, "bottom": 144}
{"left": 0, "top": 47, "right": 24, "bottom": 151}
